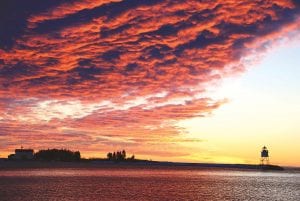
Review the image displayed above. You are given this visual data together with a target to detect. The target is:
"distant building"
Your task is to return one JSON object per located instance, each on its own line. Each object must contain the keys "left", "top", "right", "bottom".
{"left": 8, "top": 148, "right": 34, "bottom": 160}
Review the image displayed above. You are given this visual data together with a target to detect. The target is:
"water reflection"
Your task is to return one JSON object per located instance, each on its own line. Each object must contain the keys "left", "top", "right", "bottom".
{"left": 0, "top": 168, "right": 299, "bottom": 201}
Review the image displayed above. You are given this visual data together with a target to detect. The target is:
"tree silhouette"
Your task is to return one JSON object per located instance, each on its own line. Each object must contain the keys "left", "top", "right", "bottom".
{"left": 34, "top": 149, "right": 81, "bottom": 162}
{"left": 122, "top": 150, "right": 126, "bottom": 159}
{"left": 106, "top": 150, "right": 134, "bottom": 161}
{"left": 107, "top": 152, "right": 113, "bottom": 160}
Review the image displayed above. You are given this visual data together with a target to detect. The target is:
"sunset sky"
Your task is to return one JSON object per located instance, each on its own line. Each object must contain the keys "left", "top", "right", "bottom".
{"left": 1, "top": 0, "right": 300, "bottom": 166}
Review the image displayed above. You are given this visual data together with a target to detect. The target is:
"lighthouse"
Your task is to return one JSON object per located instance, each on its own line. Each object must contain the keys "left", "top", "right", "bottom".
{"left": 260, "top": 146, "right": 269, "bottom": 165}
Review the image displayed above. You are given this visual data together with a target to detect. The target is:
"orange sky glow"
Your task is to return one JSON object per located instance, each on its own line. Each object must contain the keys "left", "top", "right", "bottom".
{"left": 1, "top": 0, "right": 300, "bottom": 166}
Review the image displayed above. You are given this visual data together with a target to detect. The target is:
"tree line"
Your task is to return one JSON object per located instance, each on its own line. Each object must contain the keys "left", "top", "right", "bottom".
{"left": 34, "top": 149, "right": 81, "bottom": 161}
{"left": 8, "top": 148, "right": 137, "bottom": 162}
{"left": 106, "top": 150, "right": 135, "bottom": 161}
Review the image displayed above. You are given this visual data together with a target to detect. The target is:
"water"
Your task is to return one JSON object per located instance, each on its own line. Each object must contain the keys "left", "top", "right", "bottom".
{"left": 0, "top": 168, "right": 299, "bottom": 201}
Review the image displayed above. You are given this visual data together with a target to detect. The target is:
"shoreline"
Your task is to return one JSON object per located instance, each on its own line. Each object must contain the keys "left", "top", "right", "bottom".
{"left": 0, "top": 159, "right": 289, "bottom": 171}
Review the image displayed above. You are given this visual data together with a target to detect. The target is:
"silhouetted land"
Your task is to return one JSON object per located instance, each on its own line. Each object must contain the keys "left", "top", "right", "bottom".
{"left": 0, "top": 158, "right": 287, "bottom": 171}
{"left": 7, "top": 149, "right": 81, "bottom": 162}
{"left": 1, "top": 148, "right": 288, "bottom": 171}
{"left": 34, "top": 149, "right": 81, "bottom": 162}
{"left": 106, "top": 150, "right": 135, "bottom": 161}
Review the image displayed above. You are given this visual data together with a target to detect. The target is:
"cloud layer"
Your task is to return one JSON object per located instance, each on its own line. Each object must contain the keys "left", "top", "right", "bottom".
{"left": 0, "top": 0, "right": 300, "bottom": 159}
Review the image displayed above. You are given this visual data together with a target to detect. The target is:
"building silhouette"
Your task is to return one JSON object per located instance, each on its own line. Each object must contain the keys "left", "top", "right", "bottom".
{"left": 8, "top": 147, "right": 34, "bottom": 160}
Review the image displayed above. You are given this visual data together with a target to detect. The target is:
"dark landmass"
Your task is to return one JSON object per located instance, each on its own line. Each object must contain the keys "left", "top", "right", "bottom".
{"left": 0, "top": 148, "right": 291, "bottom": 171}
{"left": 34, "top": 149, "right": 80, "bottom": 162}
{"left": 0, "top": 158, "right": 287, "bottom": 171}
{"left": 3, "top": 148, "right": 288, "bottom": 171}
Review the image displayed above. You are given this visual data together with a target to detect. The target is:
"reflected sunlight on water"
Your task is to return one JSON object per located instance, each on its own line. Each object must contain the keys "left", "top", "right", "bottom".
{"left": 0, "top": 168, "right": 299, "bottom": 201}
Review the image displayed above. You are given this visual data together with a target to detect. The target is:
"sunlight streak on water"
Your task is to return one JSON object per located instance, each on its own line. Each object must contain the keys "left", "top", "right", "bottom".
{"left": 0, "top": 168, "right": 299, "bottom": 201}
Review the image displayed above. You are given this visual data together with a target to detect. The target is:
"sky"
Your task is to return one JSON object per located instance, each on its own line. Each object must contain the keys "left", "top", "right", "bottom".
{"left": 179, "top": 42, "right": 300, "bottom": 166}
{"left": 0, "top": 0, "right": 300, "bottom": 166}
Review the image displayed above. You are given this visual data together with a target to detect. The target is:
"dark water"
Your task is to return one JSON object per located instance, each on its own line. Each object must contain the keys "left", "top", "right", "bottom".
{"left": 0, "top": 168, "right": 299, "bottom": 201}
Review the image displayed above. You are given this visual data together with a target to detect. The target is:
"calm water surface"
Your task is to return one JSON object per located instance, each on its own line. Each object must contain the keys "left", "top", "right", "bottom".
{"left": 0, "top": 168, "right": 299, "bottom": 201}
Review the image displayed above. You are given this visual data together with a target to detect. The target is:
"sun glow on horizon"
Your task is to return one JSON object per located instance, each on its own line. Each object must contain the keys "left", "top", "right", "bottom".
{"left": 179, "top": 42, "right": 300, "bottom": 166}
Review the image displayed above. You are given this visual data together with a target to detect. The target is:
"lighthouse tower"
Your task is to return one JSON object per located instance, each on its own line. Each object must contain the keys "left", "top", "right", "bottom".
{"left": 260, "top": 146, "right": 269, "bottom": 165}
